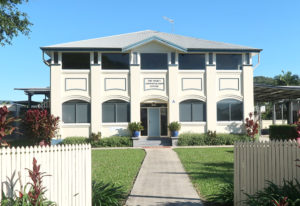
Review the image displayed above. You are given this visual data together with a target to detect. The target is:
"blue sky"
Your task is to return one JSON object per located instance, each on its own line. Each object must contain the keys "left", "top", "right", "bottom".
{"left": 1, "top": 0, "right": 299, "bottom": 101}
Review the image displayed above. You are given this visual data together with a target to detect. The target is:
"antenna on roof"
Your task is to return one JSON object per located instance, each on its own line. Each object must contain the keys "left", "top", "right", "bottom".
{"left": 163, "top": 16, "right": 174, "bottom": 33}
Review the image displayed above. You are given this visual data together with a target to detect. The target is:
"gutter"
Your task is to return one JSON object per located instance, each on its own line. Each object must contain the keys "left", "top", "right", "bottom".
{"left": 42, "top": 51, "right": 50, "bottom": 67}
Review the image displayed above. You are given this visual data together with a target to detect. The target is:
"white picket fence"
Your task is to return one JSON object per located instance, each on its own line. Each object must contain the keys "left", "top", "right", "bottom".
{"left": 0, "top": 144, "right": 91, "bottom": 206}
{"left": 234, "top": 141, "right": 300, "bottom": 206}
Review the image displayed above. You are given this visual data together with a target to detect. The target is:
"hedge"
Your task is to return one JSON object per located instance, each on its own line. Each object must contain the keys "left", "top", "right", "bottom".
{"left": 61, "top": 137, "right": 89, "bottom": 145}
{"left": 269, "top": 125, "right": 298, "bottom": 140}
{"left": 177, "top": 132, "right": 251, "bottom": 146}
{"left": 61, "top": 136, "right": 132, "bottom": 147}
{"left": 91, "top": 136, "right": 132, "bottom": 147}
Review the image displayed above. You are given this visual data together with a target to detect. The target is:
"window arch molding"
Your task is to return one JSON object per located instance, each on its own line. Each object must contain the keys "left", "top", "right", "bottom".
{"left": 217, "top": 98, "right": 243, "bottom": 121}
{"left": 62, "top": 100, "right": 90, "bottom": 123}
{"left": 179, "top": 99, "right": 206, "bottom": 122}
{"left": 102, "top": 99, "right": 130, "bottom": 123}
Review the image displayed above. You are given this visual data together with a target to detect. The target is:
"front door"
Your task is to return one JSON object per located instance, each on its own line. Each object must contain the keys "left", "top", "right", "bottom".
{"left": 148, "top": 108, "right": 160, "bottom": 137}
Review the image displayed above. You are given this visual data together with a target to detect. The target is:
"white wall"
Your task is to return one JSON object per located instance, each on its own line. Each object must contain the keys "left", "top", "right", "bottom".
{"left": 49, "top": 42, "right": 254, "bottom": 138}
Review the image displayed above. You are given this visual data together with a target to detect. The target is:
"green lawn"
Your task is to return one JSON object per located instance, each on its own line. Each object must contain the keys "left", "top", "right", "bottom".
{"left": 92, "top": 149, "right": 145, "bottom": 194}
{"left": 174, "top": 147, "right": 234, "bottom": 199}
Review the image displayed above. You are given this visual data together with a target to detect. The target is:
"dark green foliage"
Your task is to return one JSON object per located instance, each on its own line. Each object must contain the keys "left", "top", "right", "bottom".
{"left": 269, "top": 125, "right": 298, "bottom": 140}
{"left": 274, "top": 70, "right": 300, "bottom": 86}
{"left": 127, "top": 122, "right": 144, "bottom": 132}
{"left": 61, "top": 136, "right": 89, "bottom": 145}
{"left": 61, "top": 136, "right": 132, "bottom": 147}
{"left": 254, "top": 76, "right": 276, "bottom": 86}
{"left": 91, "top": 136, "right": 132, "bottom": 147}
{"left": 0, "top": 0, "right": 33, "bottom": 46}
{"left": 177, "top": 132, "right": 250, "bottom": 146}
{"left": 207, "top": 183, "right": 234, "bottom": 206}
{"left": 168, "top": 121, "right": 181, "bottom": 131}
{"left": 92, "top": 181, "right": 126, "bottom": 206}
{"left": 245, "top": 179, "right": 300, "bottom": 206}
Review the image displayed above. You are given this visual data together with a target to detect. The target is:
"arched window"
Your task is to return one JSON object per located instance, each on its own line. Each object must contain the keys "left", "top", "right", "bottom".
{"left": 102, "top": 100, "right": 130, "bottom": 123}
{"left": 179, "top": 100, "right": 206, "bottom": 122}
{"left": 62, "top": 100, "right": 90, "bottom": 123}
{"left": 217, "top": 99, "right": 243, "bottom": 121}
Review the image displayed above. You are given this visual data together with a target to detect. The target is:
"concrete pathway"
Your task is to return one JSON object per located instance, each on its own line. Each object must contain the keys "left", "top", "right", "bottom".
{"left": 126, "top": 148, "right": 202, "bottom": 206}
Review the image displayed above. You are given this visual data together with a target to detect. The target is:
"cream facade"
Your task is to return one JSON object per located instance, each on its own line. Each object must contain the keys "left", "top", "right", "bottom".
{"left": 42, "top": 30, "right": 261, "bottom": 138}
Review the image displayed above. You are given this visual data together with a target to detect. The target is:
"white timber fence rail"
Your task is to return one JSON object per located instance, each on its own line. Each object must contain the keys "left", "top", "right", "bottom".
{"left": 0, "top": 144, "right": 92, "bottom": 206}
{"left": 234, "top": 140, "right": 300, "bottom": 206}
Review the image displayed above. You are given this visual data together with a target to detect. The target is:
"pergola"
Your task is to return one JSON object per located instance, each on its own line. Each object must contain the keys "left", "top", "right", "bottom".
{"left": 14, "top": 88, "right": 50, "bottom": 108}
{"left": 254, "top": 84, "right": 300, "bottom": 124}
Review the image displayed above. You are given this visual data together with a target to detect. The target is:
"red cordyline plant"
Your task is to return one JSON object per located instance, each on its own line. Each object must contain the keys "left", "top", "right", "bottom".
{"left": 245, "top": 112, "right": 259, "bottom": 140}
{"left": 0, "top": 106, "right": 18, "bottom": 146}
{"left": 23, "top": 109, "right": 59, "bottom": 146}
{"left": 272, "top": 197, "right": 289, "bottom": 206}
{"left": 18, "top": 158, "right": 55, "bottom": 205}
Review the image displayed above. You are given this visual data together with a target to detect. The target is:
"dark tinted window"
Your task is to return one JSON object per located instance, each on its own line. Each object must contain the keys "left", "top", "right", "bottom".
{"left": 171, "top": 52, "right": 176, "bottom": 64}
{"left": 141, "top": 53, "right": 168, "bottom": 69}
{"left": 179, "top": 54, "right": 205, "bottom": 70}
{"left": 54, "top": 52, "right": 58, "bottom": 64}
{"left": 94, "top": 52, "right": 98, "bottom": 64}
{"left": 62, "top": 53, "right": 90, "bottom": 69}
{"left": 179, "top": 100, "right": 206, "bottom": 122}
{"left": 160, "top": 108, "right": 168, "bottom": 136}
{"left": 217, "top": 99, "right": 243, "bottom": 121}
{"left": 102, "top": 100, "right": 130, "bottom": 123}
{"left": 216, "top": 54, "right": 242, "bottom": 70}
{"left": 62, "top": 100, "right": 90, "bottom": 123}
{"left": 102, "top": 53, "right": 129, "bottom": 69}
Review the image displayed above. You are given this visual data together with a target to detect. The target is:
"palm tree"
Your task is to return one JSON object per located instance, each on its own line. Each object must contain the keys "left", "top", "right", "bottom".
{"left": 274, "top": 70, "right": 300, "bottom": 86}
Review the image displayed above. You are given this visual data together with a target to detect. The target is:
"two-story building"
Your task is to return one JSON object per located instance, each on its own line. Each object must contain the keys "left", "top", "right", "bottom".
{"left": 41, "top": 30, "right": 262, "bottom": 138}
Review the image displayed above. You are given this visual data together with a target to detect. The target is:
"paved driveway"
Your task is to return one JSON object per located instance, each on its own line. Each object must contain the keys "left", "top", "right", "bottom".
{"left": 126, "top": 148, "right": 202, "bottom": 206}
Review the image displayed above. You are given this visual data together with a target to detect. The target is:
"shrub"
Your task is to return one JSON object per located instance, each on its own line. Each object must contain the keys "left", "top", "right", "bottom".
{"left": 91, "top": 136, "right": 132, "bottom": 147}
{"left": 245, "top": 112, "right": 259, "bottom": 140}
{"left": 168, "top": 121, "right": 181, "bottom": 131}
{"left": 0, "top": 106, "right": 19, "bottom": 146}
{"left": 61, "top": 136, "right": 89, "bottom": 145}
{"left": 23, "top": 109, "right": 59, "bottom": 145}
{"left": 207, "top": 183, "right": 234, "bottom": 206}
{"left": 245, "top": 179, "right": 300, "bottom": 206}
{"left": 92, "top": 181, "right": 126, "bottom": 206}
{"left": 177, "top": 132, "right": 250, "bottom": 146}
{"left": 128, "top": 122, "right": 143, "bottom": 133}
{"left": 269, "top": 125, "right": 298, "bottom": 140}
{"left": 90, "top": 132, "right": 101, "bottom": 141}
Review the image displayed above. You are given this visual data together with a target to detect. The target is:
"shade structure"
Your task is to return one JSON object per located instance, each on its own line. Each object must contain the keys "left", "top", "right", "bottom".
{"left": 254, "top": 84, "right": 300, "bottom": 102}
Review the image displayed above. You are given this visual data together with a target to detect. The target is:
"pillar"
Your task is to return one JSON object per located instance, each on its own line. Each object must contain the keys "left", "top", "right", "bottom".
{"left": 168, "top": 52, "right": 179, "bottom": 122}
{"left": 272, "top": 103, "right": 276, "bottom": 125}
{"left": 206, "top": 53, "right": 217, "bottom": 131}
{"left": 130, "top": 53, "right": 141, "bottom": 122}
{"left": 242, "top": 65, "right": 254, "bottom": 120}
{"left": 289, "top": 101, "right": 293, "bottom": 124}
{"left": 90, "top": 52, "right": 101, "bottom": 134}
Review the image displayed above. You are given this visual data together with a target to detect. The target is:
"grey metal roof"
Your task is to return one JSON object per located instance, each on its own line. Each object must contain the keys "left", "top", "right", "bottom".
{"left": 254, "top": 84, "right": 300, "bottom": 102}
{"left": 15, "top": 88, "right": 50, "bottom": 95}
{"left": 41, "top": 30, "right": 262, "bottom": 52}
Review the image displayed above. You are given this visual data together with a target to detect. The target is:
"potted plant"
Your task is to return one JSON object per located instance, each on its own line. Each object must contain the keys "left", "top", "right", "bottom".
{"left": 168, "top": 121, "right": 181, "bottom": 137}
{"left": 128, "top": 122, "right": 144, "bottom": 138}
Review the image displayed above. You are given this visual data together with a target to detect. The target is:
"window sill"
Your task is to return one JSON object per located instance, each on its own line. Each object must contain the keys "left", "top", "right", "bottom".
{"left": 101, "top": 69, "right": 130, "bottom": 73}
{"left": 217, "top": 121, "right": 243, "bottom": 126}
{"left": 102, "top": 122, "right": 129, "bottom": 126}
{"left": 180, "top": 122, "right": 207, "bottom": 125}
{"left": 61, "top": 123, "right": 91, "bottom": 128}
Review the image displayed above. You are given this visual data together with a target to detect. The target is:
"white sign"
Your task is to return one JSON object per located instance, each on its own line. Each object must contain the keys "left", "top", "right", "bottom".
{"left": 144, "top": 78, "right": 165, "bottom": 91}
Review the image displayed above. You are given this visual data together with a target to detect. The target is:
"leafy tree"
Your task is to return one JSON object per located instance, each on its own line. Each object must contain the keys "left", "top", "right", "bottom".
{"left": 0, "top": 0, "right": 32, "bottom": 46}
{"left": 274, "top": 70, "right": 300, "bottom": 86}
{"left": 254, "top": 76, "right": 276, "bottom": 85}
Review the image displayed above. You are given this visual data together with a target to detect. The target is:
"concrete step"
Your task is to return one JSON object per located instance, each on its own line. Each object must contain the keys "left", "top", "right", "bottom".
{"left": 133, "top": 137, "right": 172, "bottom": 147}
